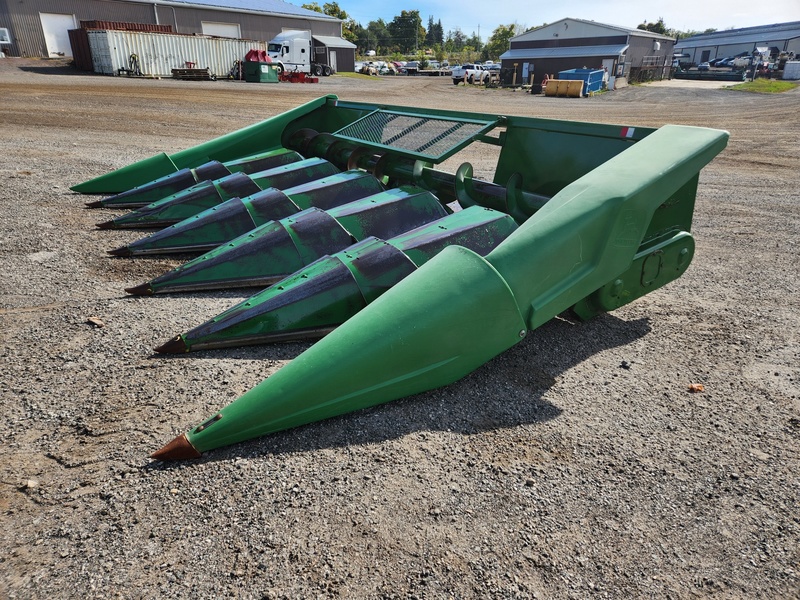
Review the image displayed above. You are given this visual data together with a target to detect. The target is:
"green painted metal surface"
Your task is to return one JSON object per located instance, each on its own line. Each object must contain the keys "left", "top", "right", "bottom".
{"left": 73, "top": 96, "right": 333, "bottom": 193}
{"left": 70, "top": 96, "right": 728, "bottom": 458}
{"left": 184, "top": 244, "right": 527, "bottom": 453}
{"left": 100, "top": 158, "right": 338, "bottom": 229}
{"left": 158, "top": 123, "right": 728, "bottom": 457}
{"left": 332, "top": 108, "right": 501, "bottom": 162}
{"left": 486, "top": 125, "right": 727, "bottom": 330}
{"left": 159, "top": 206, "right": 518, "bottom": 352}
{"left": 86, "top": 148, "right": 303, "bottom": 208}
{"left": 72, "top": 152, "right": 179, "bottom": 194}
{"left": 115, "top": 190, "right": 299, "bottom": 259}
{"left": 134, "top": 186, "right": 450, "bottom": 294}
{"left": 112, "top": 171, "right": 384, "bottom": 258}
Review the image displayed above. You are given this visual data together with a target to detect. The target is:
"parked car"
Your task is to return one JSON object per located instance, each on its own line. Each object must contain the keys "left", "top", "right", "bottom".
{"left": 697, "top": 62, "right": 710, "bottom": 71}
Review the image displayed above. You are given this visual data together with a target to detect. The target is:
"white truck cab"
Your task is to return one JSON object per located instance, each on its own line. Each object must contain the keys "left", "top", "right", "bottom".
{"left": 267, "top": 30, "right": 331, "bottom": 76}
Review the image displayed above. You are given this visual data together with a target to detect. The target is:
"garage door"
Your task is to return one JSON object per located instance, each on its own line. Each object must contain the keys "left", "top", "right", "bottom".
{"left": 201, "top": 22, "right": 241, "bottom": 39}
{"left": 40, "top": 13, "right": 77, "bottom": 57}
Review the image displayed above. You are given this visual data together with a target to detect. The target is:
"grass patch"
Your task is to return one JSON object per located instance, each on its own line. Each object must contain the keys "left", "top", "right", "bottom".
{"left": 334, "top": 72, "right": 382, "bottom": 80}
{"left": 728, "top": 79, "right": 798, "bottom": 93}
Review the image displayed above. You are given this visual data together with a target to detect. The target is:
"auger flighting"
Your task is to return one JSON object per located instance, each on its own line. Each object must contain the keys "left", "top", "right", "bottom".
{"left": 75, "top": 95, "right": 729, "bottom": 460}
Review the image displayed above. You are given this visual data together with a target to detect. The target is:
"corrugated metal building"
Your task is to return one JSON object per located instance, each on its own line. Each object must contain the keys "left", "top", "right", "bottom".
{"left": 675, "top": 21, "right": 800, "bottom": 65}
{"left": 0, "top": 0, "right": 342, "bottom": 59}
{"left": 500, "top": 18, "right": 675, "bottom": 86}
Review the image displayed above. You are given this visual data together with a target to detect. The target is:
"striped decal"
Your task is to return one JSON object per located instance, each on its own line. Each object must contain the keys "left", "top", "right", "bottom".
{"left": 621, "top": 127, "right": 636, "bottom": 139}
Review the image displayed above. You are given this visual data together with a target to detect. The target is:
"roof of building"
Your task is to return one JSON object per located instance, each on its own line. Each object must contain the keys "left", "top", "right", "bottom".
{"left": 500, "top": 44, "right": 629, "bottom": 61}
{"left": 513, "top": 17, "right": 675, "bottom": 42}
{"left": 156, "top": 0, "right": 340, "bottom": 22}
{"left": 313, "top": 35, "right": 356, "bottom": 49}
{"left": 675, "top": 21, "right": 800, "bottom": 49}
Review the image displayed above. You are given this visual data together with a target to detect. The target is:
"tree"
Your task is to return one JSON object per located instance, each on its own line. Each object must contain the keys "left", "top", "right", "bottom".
{"left": 388, "top": 11, "right": 423, "bottom": 53}
{"left": 362, "top": 19, "right": 391, "bottom": 53}
{"left": 302, "top": 2, "right": 357, "bottom": 42}
{"left": 422, "top": 17, "right": 444, "bottom": 48}
{"left": 425, "top": 15, "right": 437, "bottom": 47}
{"left": 445, "top": 28, "right": 466, "bottom": 52}
{"left": 432, "top": 43, "right": 445, "bottom": 63}
{"left": 465, "top": 31, "right": 483, "bottom": 53}
{"left": 484, "top": 24, "right": 519, "bottom": 61}
{"left": 433, "top": 20, "right": 444, "bottom": 46}
{"left": 322, "top": 2, "right": 347, "bottom": 19}
{"left": 637, "top": 17, "right": 669, "bottom": 36}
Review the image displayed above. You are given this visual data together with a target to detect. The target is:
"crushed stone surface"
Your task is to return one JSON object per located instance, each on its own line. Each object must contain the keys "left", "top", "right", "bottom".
{"left": 0, "top": 59, "right": 798, "bottom": 599}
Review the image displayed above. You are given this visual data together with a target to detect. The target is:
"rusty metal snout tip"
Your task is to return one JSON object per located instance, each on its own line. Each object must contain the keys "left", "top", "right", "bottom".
{"left": 125, "top": 282, "right": 154, "bottom": 296}
{"left": 154, "top": 336, "right": 189, "bottom": 354}
{"left": 150, "top": 434, "right": 202, "bottom": 461}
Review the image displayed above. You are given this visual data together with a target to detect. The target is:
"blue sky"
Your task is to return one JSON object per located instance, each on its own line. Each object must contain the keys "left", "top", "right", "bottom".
{"left": 338, "top": 0, "right": 800, "bottom": 42}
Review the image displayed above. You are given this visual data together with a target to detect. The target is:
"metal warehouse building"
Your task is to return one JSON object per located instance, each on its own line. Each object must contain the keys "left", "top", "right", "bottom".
{"left": 675, "top": 21, "right": 800, "bottom": 65}
{"left": 0, "top": 0, "right": 348, "bottom": 64}
{"left": 500, "top": 18, "right": 675, "bottom": 87}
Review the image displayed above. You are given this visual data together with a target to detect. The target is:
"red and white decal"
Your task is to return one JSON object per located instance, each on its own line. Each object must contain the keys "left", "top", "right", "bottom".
{"left": 621, "top": 127, "right": 636, "bottom": 138}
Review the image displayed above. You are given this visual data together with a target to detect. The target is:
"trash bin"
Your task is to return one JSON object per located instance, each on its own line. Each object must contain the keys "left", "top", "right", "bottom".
{"left": 558, "top": 69, "right": 604, "bottom": 95}
{"left": 244, "top": 61, "right": 278, "bottom": 83}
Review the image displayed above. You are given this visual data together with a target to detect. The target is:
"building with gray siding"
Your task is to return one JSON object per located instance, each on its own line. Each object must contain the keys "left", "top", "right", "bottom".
{"left": 500, "top": 18, "right": 675, "bottom": 87}
{"left": 0, "top": 0, "right": 342, "bottom": 59}
{"left": 675, "top": 21, "right": 800, "bottom": 65}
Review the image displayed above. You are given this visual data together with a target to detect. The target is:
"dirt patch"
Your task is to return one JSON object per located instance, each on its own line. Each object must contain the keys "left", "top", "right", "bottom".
{"left": 1, "top": 59, "right": 798, "bottom": 598}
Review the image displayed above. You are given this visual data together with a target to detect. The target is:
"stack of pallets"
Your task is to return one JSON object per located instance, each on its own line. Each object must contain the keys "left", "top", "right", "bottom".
{"left": 171, "top": 67, "right": 215, "bottom": 81}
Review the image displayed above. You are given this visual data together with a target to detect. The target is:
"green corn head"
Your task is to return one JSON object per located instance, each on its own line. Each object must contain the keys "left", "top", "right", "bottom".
{"left": 73, "top": 94, "right": 728, "bottom": 460}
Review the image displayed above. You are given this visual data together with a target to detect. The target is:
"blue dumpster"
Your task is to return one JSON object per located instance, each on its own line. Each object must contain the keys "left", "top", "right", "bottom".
{"left": 558, "top": 68, "right": 605, "bottom": 95}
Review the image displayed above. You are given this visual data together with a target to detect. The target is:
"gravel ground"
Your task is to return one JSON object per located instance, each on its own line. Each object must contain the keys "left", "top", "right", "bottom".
{"left": 1, "top": 59, "right": 798, "bottom": 599}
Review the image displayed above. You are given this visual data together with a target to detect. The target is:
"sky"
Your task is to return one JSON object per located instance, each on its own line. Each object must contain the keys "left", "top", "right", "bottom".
{"left": 339, "top": 0, "right": 800, "bottom": 42}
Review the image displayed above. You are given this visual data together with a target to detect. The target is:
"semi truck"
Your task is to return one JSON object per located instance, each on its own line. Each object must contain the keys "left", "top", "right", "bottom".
{"left": 267, "top": 30, "right": 333, "bottom": 76}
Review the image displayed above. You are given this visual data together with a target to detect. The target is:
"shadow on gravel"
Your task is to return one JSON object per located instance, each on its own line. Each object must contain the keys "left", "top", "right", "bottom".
{"left": 17, "top": 65, "right": 88, "bottom": 76}
{"left": 145, "top": 312, "right": 652, "bottom": 469}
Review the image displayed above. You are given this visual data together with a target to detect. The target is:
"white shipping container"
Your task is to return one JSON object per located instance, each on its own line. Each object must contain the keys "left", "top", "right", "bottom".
{"left": 87, "top": 30, "right": 269, "bottom": 77}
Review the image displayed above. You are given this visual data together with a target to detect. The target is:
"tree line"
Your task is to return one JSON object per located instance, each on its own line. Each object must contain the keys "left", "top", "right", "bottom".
{"left": 302, "top": 2, "right": 520, "bottom": 62}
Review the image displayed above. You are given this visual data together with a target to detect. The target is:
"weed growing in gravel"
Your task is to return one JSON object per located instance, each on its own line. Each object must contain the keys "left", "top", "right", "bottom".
{"left": 728, "top": 79, "right": 799, "bottom": 93}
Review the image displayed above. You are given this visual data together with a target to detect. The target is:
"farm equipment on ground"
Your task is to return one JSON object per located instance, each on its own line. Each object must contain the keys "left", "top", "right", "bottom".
{"left": 73, "top": 94, "right": 728, "bottom": 459}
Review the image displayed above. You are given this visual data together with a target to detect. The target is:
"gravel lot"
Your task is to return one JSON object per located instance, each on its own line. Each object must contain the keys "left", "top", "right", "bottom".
{"left": 1, "top": 59, "right": 798, "bottom": 599}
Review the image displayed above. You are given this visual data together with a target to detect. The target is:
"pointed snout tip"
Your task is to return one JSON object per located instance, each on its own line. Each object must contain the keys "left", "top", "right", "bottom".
{"left": 107, "top": 246, "right": 132, "bottom": 257}
{"left": 154, "top": 335, "right": 189, "bottom": 354}
{"left": 150, "top": 434, "right": 202, "bottom": 461}
{"left": 125, "top": 282, "right": 154, "bottom": 296}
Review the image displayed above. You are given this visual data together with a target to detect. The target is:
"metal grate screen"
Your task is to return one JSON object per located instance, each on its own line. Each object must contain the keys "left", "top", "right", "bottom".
{"left": 333, "top": 110, "right": 499, "bottom": 162}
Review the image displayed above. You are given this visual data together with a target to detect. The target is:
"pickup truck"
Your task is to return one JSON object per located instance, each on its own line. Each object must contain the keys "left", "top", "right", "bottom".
{"left": 451, "top": 63, "right": 486, "bottom": 85}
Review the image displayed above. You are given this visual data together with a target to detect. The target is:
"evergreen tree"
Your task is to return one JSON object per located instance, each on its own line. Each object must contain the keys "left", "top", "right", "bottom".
{"left": 388, "top": 11, "right": 423, "bottom": 53}
{"left": 425, "top": 16, "right": 437, "bottom": 47}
